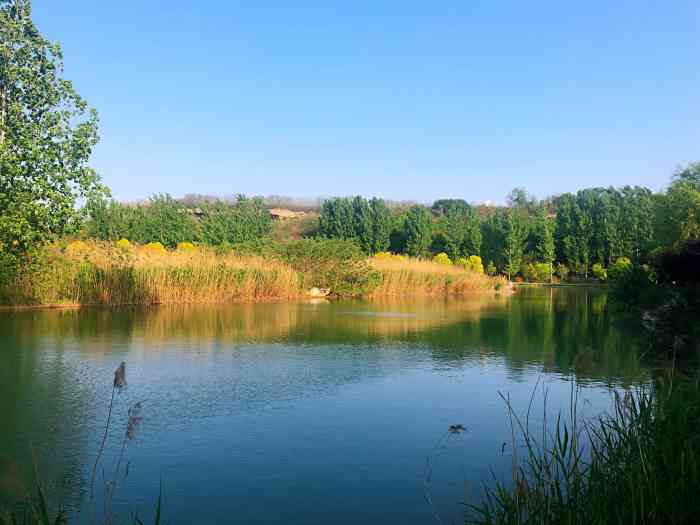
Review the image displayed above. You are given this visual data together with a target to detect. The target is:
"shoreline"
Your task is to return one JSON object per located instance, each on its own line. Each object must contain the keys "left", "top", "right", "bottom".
{"left": 513, "top": 282, "right": 608, "bottom": 288}
{"left": 0, "top": 289, "right": 513, "bottom": 312}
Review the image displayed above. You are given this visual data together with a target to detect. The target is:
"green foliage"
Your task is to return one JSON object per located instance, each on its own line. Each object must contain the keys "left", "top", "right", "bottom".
{"left": 318, "top": 196, "right": 392, "bottom": 253}
{"left": 653, "top": 171, "right": 700, "bottom": 250}
{"left": 137, "top": 194, "right": 199, "bottom": 248}
{"left": 0, "top": 0, "right": 107, "bottom": 255}
{"left": 555, "top": 263, "right": 569, "bottom": 281}
{"left": 368, "top": 197, "right": 392, "bottom": 253}
{"left": 503, "top": 208, "right": 529, "bottom": 280}
{"left": 532, "top": 206, "right": 555, "bottom": 266}
{"left": 319, "top": 197, "right": 356, "bottom": 240}
{"left": 608, "top": 257, "right": 632, "bottom": 281}
{"left": 554, "top": 186, "right": 655, "bottom": 275}
{"left": 592, "top": 262, "right": 607, "bottom": 281}
{"left": 608, "top": 263, "right": 658, "bottom": 308}
{"left": 201, "top": 195, "right": 271, "bottom": 245}
{"left": 87, "top": 194, "right": 199, "bottom": 247}
{"left": 521, "top": 262, "right": 549, "bottom": 282}
{"left": 87, "top": 195, "right": 271, "bottom": 248}
{"left": 404, "top": 205, "right": 433, "bottom": 257}
{"left": 532, "top": 262, "right": 551, "bottom": 282}
{"left": 480, "top": 210, "right": 507, "bottom": 273}
{"left": 279, "top": 239, "right": 381, "bottom": 297}
{"left": 432, "top": 200, "right": 482, "bottom": 259}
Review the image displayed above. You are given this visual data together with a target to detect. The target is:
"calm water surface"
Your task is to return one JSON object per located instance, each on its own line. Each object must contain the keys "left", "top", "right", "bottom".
{"left": 1, "top": 288, "right": 648, "bottom": 524}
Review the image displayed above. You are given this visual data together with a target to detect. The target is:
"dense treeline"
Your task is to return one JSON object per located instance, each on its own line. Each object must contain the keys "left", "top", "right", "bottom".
{"left": 86, "top": 194, "right": 271, "bottom": 248}
{"left": 313, "top": 164, "right": 699, "bottom": 280}
{"left": 81, "top": 163, "right": 700, "bottom": 282}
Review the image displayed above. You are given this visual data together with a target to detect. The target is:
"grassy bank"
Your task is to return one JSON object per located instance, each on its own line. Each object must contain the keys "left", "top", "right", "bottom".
{"left": 0, "top": 240, "right": 507, "bottom": 306}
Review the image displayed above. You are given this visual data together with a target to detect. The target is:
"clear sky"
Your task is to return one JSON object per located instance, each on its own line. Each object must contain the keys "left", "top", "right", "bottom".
{"left": 34, "top": 1, "right": 700, "bottom": 204}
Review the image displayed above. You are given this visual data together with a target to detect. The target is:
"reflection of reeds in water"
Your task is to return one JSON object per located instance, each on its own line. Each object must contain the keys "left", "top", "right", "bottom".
{"left": 326, "top": 297, "right": 507, "bottom": 337}
{"left": 369, "top": 257, "right": 508, "bottom": 297}
{"left": 8, "top": 298, "right": 505, "bottom": 349}
{"left": 1, "top": 362, "right": 160, "bottom": 525}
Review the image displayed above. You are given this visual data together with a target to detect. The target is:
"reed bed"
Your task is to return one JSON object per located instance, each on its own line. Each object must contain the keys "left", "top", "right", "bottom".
{"left": 466, "top": 376, "right": 700, "bottom": 525}
{"left": 369, "top": 256, "right": 508, "bottom": 297}
{"left": 5, "top": 241, "right": 301, "bottom": 305}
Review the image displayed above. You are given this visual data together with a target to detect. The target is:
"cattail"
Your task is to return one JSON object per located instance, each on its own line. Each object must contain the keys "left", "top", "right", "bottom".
{"left": 125, "top": 402, "right": 144, "bottom": 441}
{"left": 114, "top": 362, "right": 127, "bottom": 391}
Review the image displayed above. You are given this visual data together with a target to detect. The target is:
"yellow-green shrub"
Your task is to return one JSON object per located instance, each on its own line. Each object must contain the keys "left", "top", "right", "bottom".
{"left": 374, "top": 251, "right": 406, "bottom": 261}
{"left": 116, "top": 238, "right": 131, "bottom": 250}
{"left": 609, "top": 257, "right": 632, "bottom": 280}
{"left": 144, "top": 241, "right": 167, "bottom": 254}
{"left": 177, "top": 242, "right": 197, "bottom": 252}
{"left": 433, "top": 252, "right": 452, "bottom": 265}
{"left": 456, "top": 255, "right": 484, "bottom": 273}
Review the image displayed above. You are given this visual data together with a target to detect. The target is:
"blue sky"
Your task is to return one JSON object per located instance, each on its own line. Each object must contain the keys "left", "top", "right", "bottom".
{"left": 35, "top": 1, "right": 700, "bottom": 204}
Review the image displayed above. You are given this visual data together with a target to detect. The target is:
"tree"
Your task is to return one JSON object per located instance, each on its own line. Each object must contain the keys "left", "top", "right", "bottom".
{"left": 139, "top": 194, "right": 199, "bottom": 247}
{"left": 673, "top": 162, "right": 700, "bottom": 190}
{"left": 532, "top": 206, "right": 555, "bottom": 282}
{"left": 0, "top": 0, "right": 106, "bottom": 257}
{"left": 319, "top": 198, "right": 356, "bottom": 240}
{"left": 404, "top": 205, "right": 432, "bottom": 257}
{"left": 481, "top": 209, "right": 507, "bottom": 273}
{"left": 654, "top": 176, "right": 700, "bottom": 250}
{"left": 318, "top": 196, "right": 392, "bottom": 254}
{"left": 369, "top": 197, "right": 392, "bottom": 253}
{"left": 433, "top": 204, "right": 481, "bottom": 260}
{"left": 503, "top": 208, "right": 528, "bottom": 280}
{"left": 201, "top": 195, "right": 270, "bottom": 246}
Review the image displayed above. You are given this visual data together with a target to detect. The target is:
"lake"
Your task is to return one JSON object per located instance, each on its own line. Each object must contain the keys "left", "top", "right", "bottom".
{"left": 0, "top": 288, "right": 649, "bottom": 524}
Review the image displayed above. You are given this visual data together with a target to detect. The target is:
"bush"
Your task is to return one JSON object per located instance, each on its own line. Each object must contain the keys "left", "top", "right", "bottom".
{"left": 608, "top": 257, "right": 632, "bottom": 280}
{"left": 433, "top": 252, "right": 453, "bottom": 266}
{"left": 116, "top": 238, "right": 131, "bottom": 250}
{"left": 555, "top": 263, "right": 569, "bottom": 282}
{"left": 534, "top": 262, "right": 551, "bottom": 282}
{"left": 280, "top": 239, "right": 381, "bottom": 297}
{"left": 592, "top": 262, "right": 607, "bottom": 281}
{"left": 177, "top": 242, "right": 197, "bottom": 252}
{"left": 456, "top": 255, "right": 485, "bottom": 273}
{"left": 609, "top": 264, "right": 658, "bottom": 311}
{"left": 144, "top": 242, "right": 166, "bottom": 254}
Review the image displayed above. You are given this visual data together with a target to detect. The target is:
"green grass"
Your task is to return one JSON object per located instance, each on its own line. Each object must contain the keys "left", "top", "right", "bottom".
{"left": 466, "top": 376, "right": 700, "bottom": 525}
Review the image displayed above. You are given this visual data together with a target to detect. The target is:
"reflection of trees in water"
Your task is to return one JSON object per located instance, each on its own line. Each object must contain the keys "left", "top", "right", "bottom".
{"left": 422, "top": 288, "right": 648, "bottom": 384}
{"left": 0, "top": 328, "right": 92, "bottom": 509}
{"left": 1, "top": 290, "right": 646, "bottom": 383}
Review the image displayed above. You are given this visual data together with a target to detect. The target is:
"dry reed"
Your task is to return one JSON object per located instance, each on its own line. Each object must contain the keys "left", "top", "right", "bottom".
{"left": 369, "top": 256, "right": 508, "bottom": 297}
{"left": 8, "top": 241, "right": 301, "bottom": 305}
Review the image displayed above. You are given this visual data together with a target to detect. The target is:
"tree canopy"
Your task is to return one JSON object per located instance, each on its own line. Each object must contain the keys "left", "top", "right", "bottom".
{"left": 0, "top": 0, "right": 106, "bottom": 257}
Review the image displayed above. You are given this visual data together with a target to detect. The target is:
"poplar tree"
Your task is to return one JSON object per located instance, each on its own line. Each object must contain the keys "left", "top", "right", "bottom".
{"left": 0, "top": 0, "right": 106, "bottom": 256}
